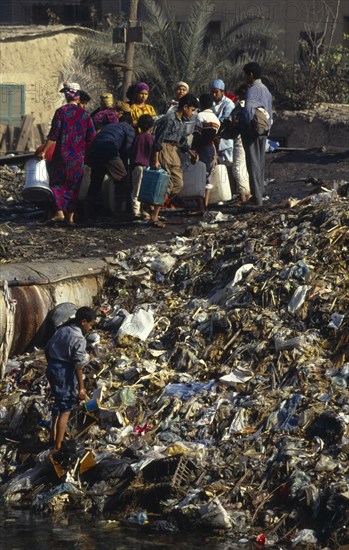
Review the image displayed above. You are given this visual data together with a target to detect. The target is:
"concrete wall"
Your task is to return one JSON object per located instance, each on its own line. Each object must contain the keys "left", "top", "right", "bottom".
{"left": 0, "top": 26, "right": 95, "bottom": 127}
{"left": 270, "top": 104, "right": 349, "bottom": 148}
{"left": 156, "top": 0, "right": 349, "bottom": 61}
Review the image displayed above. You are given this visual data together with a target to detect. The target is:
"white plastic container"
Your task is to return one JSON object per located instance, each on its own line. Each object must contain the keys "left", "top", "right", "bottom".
{"left": 208, "top": 164, "right": 232, "bottom": 204}
{"left": 102, "top": 175, "right": 128, "bottom": 214}
{"left": 23, "top": 159, "right": 53, "bottom": 202}
{"left": 178, "top": 160, "right": 206, "bottom": 198}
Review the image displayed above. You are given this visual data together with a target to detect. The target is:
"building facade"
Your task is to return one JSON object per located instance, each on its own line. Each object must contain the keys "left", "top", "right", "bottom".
{"left": 1, "top": 1, "right": 348, "bottom": 61}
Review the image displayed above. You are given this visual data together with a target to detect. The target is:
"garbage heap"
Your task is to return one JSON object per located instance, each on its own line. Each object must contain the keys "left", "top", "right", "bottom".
{"left": 1, "top": 196, "right": 349, "bottom": 548}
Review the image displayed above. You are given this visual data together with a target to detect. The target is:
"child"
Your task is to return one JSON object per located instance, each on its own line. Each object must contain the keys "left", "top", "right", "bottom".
{"left": 131, "top": 114, "right": 155, "bottom": 219}
{"left": 45, "top": 306, "right": 96, "bottom": 451}
{"left": 150, "top": 93, "right": 199, "bottom": 227}
{"left": 192, "top": 93, "right": 221, "bottom": 211}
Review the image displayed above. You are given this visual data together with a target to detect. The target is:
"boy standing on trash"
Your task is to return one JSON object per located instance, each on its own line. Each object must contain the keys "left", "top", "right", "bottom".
{"left": 45, "top": 307, "right": 96, "bottom": 451}
{"left": 150, "top": 93, "right": 199, "bottom": 227}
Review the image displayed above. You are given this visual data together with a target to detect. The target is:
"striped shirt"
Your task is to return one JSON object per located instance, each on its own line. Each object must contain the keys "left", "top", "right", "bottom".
{"left": 194, "top": 109, "right": 220, "bottom": 147}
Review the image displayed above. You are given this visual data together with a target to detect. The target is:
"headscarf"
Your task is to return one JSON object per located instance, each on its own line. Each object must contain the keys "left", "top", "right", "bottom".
{"left": 134, "top": 82, "right": 150, "bottom": 94}
{"left": 59, "top": 82, "right": 81, "bottom": 100}
{"left": 100, "top": 93, "right": 114, "bottom": 108}
{"left": 116, "top": 100, "right": 131, "bottom": 113}
{"left": 59, "top": 81, "right": 80, "bottom": 93}
{"left": 210, "top": 79, "right": 225, "bottom": 91}
{"left": 174, "top": 81, "right": 189, "bottom": 92}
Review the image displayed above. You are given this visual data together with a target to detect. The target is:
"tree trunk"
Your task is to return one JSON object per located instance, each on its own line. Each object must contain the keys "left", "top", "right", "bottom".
{"left": 122, "top": 0, "right": 139, "bottom": 100}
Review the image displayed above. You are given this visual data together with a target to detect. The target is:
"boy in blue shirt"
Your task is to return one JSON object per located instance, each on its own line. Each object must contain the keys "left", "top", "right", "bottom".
{"left": 45, "top": 306, "right": 96, "bottom": 451}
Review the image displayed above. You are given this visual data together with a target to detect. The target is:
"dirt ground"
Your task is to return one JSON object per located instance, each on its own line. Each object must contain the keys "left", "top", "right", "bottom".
{"left": 0, "top": 146, "right": 348, "bottom": 265}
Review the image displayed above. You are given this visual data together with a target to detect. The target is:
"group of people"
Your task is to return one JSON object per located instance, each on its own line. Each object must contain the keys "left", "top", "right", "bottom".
{"left": 43, "top": 62, "right": 273, "bottom": 450}
{"left": 38, "top": 62, "right": 272, "bottom": 227}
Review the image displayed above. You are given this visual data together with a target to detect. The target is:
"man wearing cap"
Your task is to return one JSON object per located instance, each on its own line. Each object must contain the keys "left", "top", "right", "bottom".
{"left": 210, "top": 79, "right": 235, "bottom": 167}
{"left": 163, "top": 81, "right": 190, "bottom": 114}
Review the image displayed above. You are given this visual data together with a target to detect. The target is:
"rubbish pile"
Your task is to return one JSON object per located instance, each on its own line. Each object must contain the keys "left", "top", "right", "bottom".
{"left": 0, "top": 165, "right": 26, "bottom": 203}
{"left": 1, "top": 194, "right": 349, "bottom": 547}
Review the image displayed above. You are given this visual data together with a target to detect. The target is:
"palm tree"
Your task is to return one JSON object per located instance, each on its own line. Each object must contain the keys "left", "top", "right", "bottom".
{"left": 59, "top": 28, "right": 126, "bottom": 109}
{"left": 134, "top": 0, "right": 282, "bottom": 107}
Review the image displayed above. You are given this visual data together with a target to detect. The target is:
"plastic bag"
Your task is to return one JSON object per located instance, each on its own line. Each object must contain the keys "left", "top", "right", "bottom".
{"left": 165, "top": 381, "right": 215, "bottom": 400}
{"left": 117, "top": 309, "right": 154, "bottom": 343}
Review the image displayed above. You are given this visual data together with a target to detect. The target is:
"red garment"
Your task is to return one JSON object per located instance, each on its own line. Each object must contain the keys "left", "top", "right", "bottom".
{"left": 225, "top": 92, "right": 239, "bottom": 104}
{"left": 35, "top": 143, "right": 55, "bottom": 162}
{"left": 47, "top": 103, "right": 95, "bottom": 213}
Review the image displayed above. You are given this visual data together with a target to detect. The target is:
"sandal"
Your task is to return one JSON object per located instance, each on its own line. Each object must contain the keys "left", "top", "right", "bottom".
{"left": 149, "top": 219, "right": 166, "bottom": 228}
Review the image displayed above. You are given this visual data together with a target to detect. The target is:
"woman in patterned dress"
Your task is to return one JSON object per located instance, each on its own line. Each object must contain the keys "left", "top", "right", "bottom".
{"left": 38, "top": 83, "right": 95, "bottom": 225}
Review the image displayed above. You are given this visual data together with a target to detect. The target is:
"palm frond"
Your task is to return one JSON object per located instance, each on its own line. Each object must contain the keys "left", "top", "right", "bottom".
{"left": 141, "top": 0, "right": 180, "bottom": 82}
{"left": 70, "top": 0, "right": 285, "bottom": 109}
{"left": 178, "top": 0, "right": 214, "bottom": 78}
{"left": 73, "top": 30, "right": 124, "bottom": 68}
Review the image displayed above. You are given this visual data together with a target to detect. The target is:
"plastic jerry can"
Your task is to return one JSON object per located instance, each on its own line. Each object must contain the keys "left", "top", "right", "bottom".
{"left": 23, "top": 159, "right": 53, "bottom": 202}
{"left": 138, "top": 168, "right": 170, "bottom": 206}
{"left": 103, "top": 175, "right": 129, "bottom": 214}
{"left": 208, "top": 164, "right": 232, "bottom": 204}
{"left": 179, "top": 160, "right": 206, "bottom": 198}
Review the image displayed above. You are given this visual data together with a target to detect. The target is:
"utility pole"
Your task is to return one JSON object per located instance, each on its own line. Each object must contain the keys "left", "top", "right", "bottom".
{"left": 122, "top": 0, "right": 139, "bottom": 100}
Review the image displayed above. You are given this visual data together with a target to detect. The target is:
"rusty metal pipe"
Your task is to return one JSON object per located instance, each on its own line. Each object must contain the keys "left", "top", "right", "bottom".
{"left": 0, "top": 258, "right": 109, "bottom": 369}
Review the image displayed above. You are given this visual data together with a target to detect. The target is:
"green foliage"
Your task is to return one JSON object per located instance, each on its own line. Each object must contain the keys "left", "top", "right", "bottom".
{"left": 59, "top": 29, "right": 125, "bottom": 108}
{"left": 270, "top": 38, "right": 349, "bottom": 109}
{"left": 62, "top": 1, "right": 348, "bottom": 111}
{"left": 134, "top": 0, "right": 282, "bottom": 108}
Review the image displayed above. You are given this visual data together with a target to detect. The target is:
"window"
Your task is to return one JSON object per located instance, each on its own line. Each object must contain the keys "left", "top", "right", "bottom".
{"left": 208, "top": 21, "right": 221, "bottom": 40}
{"left": 32, "top": 3, "right": 50, "bottom": 25}
{"left": 0, "top": 0, "right": 12, "bottom": 24}
{"left": 63, "top": 3, "right": 80, "bottom": 23}
{"left": 0, "top": 85, "right": 26, "bottom": 128}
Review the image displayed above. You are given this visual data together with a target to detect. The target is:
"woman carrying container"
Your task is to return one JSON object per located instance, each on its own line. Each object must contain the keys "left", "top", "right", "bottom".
{"left": 38, "top": 82, "right": 95, "bottom": 225}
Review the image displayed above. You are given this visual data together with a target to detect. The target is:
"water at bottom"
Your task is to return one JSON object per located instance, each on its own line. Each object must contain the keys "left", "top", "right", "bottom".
{"left": 0, "top": 509, "right": 257, "bottom": 550}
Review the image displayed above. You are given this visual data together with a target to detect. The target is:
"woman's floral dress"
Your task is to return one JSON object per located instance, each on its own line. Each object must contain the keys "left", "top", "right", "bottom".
{"left": 48, "top": 104, "right": 95, "bottom": 212}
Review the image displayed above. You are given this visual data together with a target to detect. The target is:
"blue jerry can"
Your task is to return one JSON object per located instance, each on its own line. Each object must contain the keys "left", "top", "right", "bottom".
{"left": 138, "top": 168, "right": 170, "bottom": 206}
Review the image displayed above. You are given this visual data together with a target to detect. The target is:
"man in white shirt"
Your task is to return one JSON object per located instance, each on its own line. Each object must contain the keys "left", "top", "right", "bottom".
{"left": 210, "top": 79, "right": 235, "bottom": 165}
